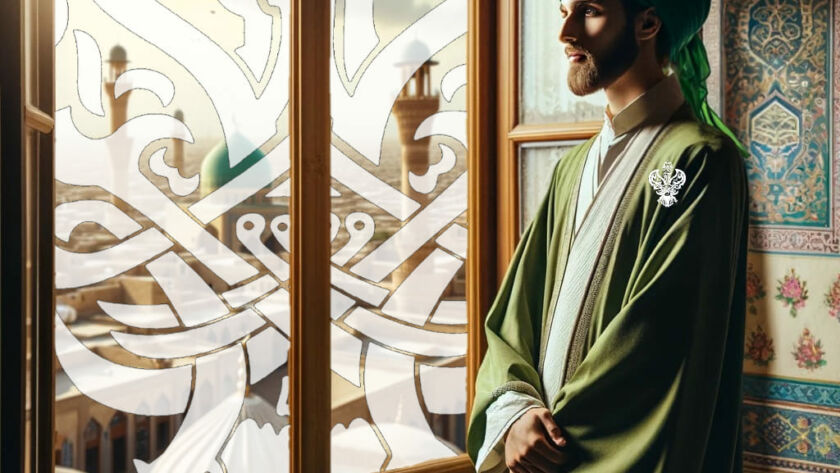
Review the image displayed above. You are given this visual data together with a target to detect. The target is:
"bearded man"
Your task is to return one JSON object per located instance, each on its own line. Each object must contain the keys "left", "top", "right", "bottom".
{"left": 467, "top": 0, "right": 749, "bottom": 472}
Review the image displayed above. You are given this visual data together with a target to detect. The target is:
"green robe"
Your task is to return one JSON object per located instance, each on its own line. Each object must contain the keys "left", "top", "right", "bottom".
{"left": 467, "top": 110, "right": 749, "bottom": 472}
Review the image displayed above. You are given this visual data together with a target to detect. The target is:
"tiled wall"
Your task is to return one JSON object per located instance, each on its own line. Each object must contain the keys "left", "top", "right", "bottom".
{"left": 715, "top": 0, "right": 840, "bottom": 470}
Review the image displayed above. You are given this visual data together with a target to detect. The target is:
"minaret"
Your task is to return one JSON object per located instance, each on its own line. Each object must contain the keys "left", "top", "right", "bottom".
{"left": 393, "top": 41, "right": 440, "bottom": 206}
{"left": 173, "top": 109, "right": 185, "bottom": 171}
{"left": 104, "top": 45, "right": 130, "bottom": 211}
{"left": 104, "top": 45, "right": 130, "bottom": 132}
{"left": 391, "top": 40, "right": 440, "bottom": 290}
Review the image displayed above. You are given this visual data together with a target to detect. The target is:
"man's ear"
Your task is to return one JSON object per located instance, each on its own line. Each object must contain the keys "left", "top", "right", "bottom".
{"left": 636, "top": 7, "right": 662, "bottom": 42}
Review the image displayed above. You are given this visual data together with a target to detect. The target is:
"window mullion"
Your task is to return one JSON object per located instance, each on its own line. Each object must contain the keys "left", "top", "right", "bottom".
{"left": 289, "top": 1, "right": 332, "bottom": 473}
{"left": 467, "top": 0, "right": 497, "bottom": 415}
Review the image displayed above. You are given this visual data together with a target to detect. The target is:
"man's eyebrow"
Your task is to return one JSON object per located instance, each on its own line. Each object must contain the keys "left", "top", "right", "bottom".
{"left": 560, "top": 0, "right": 604, "bottom": 12}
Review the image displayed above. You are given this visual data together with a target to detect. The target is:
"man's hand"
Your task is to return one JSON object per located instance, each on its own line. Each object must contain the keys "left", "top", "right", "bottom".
{"left": 503, "top": 407, "right": 569, "bottom": 473}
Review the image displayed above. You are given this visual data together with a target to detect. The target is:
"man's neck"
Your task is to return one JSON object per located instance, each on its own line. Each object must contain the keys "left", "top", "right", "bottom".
{"left": 603, "top": 58, "right": 666, "bottom": 117}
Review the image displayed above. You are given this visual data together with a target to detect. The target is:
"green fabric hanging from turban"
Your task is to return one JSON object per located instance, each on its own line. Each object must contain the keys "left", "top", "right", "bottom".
{"left": 632, "top": 0, "right": 749, "bottom": 156}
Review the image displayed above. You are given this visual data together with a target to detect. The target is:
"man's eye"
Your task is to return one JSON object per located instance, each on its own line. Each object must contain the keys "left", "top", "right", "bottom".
{"left": 584, "top": 6, "right": 599, "bottom": 16}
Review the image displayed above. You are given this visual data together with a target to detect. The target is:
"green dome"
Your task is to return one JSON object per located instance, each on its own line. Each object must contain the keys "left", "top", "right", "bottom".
{"left": 200, "top": 139, "right": 266, "bottom": 195}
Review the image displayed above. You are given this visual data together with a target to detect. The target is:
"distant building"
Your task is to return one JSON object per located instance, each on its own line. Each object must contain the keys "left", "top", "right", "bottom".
{"left": 172, "top": 110, "right": 185, "bottom": 172}
{"left": 104, "top": 45, "right": 131, "bottom": 212}
{"left": 199, "top": 139, "right": 288, "bottom": 252}
{"left": 391, "top": 39, "right": 441, "bottom": 289}
{"left": 393, "top": 38, "right": 440, "bottom": 206}
{"left": 53, "top": 43, "right": 184, "bottom": 473}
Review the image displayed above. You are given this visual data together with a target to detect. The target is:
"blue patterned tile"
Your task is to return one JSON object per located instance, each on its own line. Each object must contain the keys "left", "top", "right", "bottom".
{"left": 724, "top": 0, "right": 838, "bottom": 254}
{"left": 743, "top": 375, "right": 840, "bottom": 408}
{"left": 743, "top": 403, "right": 840, "bottom": 466}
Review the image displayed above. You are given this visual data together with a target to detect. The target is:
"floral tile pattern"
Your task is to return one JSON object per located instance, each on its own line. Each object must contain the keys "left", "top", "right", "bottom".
{"left": 746, "top": 324, "right": 775, "bottom": 366}
{"left": 775, "top": 268, "right": 809, "bottom": 317}
{"left": 721, "top": 0, "right": 840, "bottom": 471}
{"left": 746, "top": 261, "right": 767, "bottom": 315}
{"left": 792, "top": 328, "right": 827, "bottom": 371}
{"left": 825, "top": 273, "right": 840, "bottom": 320}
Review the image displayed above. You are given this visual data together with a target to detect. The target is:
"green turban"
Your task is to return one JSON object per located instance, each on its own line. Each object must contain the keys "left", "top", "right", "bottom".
{"left": 634, "top": 0, "right": 748, "bottom": 156}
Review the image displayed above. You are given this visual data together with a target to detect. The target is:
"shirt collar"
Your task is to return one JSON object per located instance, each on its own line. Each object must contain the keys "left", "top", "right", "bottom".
{"left": 603, "top": 74, "right": 685, "bottom": 138}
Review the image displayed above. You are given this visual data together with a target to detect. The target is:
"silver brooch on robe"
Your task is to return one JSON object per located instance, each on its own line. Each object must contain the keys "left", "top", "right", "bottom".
{"left": 648, "top": 161, "right": 686, "bottom": 208}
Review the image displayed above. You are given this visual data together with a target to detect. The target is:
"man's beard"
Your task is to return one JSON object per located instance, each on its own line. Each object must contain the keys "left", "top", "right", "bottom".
{"left": 567, "top": 24, "right": 639, "bottom": 96}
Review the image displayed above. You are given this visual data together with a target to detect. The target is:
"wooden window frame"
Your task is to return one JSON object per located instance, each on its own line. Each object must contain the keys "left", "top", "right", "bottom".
{"left": 1, "top": 0, "right": 56, "bottom": 472}
{"left": 496, "top": 0, "right": 602, "bottom": 279}
{"left": 3, "top": 1, "right": 499, "bottom": 472}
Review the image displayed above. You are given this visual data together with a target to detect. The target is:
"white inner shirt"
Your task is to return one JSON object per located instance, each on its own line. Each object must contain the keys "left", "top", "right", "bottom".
{"left": 573, "top": 116, "right": 621, "bottom": 235}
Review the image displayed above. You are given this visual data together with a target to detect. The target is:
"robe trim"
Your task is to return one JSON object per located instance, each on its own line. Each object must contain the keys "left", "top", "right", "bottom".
{"left": 489, "top": 380, "right": 544, "bottom": 401}
{"left": 539, "top": 122, "right": 668, "bottom": 406}
{"left": 538, "top": 139, "right": 594, "bottom": 365}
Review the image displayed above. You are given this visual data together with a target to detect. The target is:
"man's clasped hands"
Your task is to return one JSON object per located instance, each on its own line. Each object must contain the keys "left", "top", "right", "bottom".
{"left": 503, "top": 407, "right": 572, "bottom": 472}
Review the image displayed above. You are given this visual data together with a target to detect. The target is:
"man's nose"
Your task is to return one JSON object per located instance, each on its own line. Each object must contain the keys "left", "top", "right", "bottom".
{"left": 558, "top": 16, "right": 577, "bottom": 45}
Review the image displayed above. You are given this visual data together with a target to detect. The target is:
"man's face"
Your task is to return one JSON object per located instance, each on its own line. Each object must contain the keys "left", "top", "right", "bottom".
{"left": 559, "top": 0, "right": 639, "bottom": 96}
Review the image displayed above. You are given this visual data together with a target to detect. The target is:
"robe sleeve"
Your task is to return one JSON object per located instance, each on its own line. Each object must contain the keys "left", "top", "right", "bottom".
{"left": 466, "top": 156, "right": 572, "bottom": 472}
{"left": 551, "top": 138, "right": 749, "bottom": 472}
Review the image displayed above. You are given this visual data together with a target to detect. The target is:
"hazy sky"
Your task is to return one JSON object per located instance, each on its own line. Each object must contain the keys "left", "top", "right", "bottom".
{"left": 57, "top": 0, "right": 466, "bottom": 156}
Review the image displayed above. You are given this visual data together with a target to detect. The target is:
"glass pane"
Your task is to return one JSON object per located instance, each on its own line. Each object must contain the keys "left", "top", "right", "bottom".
{"left": 330, "top": 0, "right": 468, "bottom": 470}
{"left": 55, "top": 1, "right": 291, "bottom": 472}
{"left": 519, "top": 0, "right": 607, "bottom": 124}
{"left": 519, "top": 142, "right": 583, "bottom": 233}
